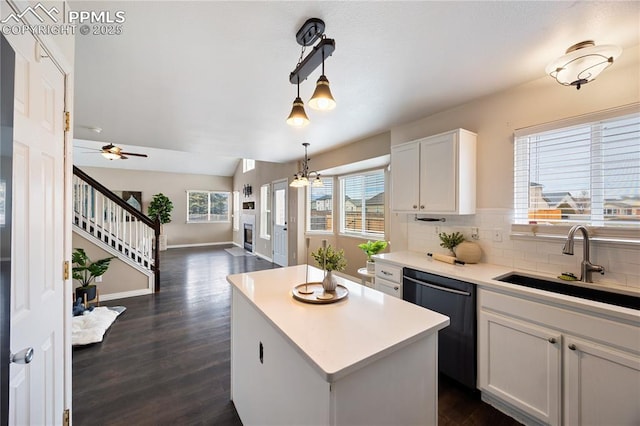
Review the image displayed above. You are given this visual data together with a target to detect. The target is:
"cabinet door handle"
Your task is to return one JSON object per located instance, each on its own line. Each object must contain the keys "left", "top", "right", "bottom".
{"left": 420, "top": 205, "right": 425, "bottom": 209}
{"left": 548, "top": 337, "right": 556, "bottom": 344}
{"left": 568, "top": 344, "right": 577, "bottom": 351}
{"left": 413, "top": 205, "right": 418, "bottom": 209}
{"left": 259, "top": 341, "right": 264, "bottom": 364}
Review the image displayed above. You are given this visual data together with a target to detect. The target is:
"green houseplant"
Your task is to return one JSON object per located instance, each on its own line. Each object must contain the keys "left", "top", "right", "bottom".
{"left": 358, "top": 240, "right": 388, "bottom": 273}
{"left": 311, "top": 244, "right": 347, "bottom": 291}
{"left": 438, "top": 231, "right": 465, "bottom": 256}
{"left": 72, "top": 248, "right": 114, "bottom": 305}
{"left": 148, "top": 193, "right": 173, "bottom": 250}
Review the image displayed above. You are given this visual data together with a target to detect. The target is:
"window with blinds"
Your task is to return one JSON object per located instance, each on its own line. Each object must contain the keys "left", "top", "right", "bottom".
{"left": 260, "top": 184, "right": 271, "bottom": 239}
{"left": 514, "top": 111, "right": 640, "bottom": 227}
{"left": 307, "top": 178, "right": 333, "bottom": 232}
{"left": 339, "top": 170, "right": 385, "bottom": 237}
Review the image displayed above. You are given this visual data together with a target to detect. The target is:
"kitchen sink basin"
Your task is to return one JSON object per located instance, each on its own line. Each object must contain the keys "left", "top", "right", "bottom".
{"left": 494, "top": 273, "right": 640, "bottom": 310}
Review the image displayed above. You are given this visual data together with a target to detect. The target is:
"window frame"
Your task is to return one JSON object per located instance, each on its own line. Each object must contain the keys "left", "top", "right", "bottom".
{"left": 186, "top": 190, "right": 231, "bottom": 224}
{"left": 511, "top": 104, "right": 640, "bottom": 242}
{"left": 338, "top": 169, "right": 386, "bottom": 240}
{"left": 260, "top": 184, "right": 271, "bottom": 240}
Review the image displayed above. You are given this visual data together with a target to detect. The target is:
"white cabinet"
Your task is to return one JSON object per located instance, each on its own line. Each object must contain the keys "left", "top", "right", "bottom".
{"left": 478, "top": 289, "right": 640, "bottom": 426}
{"left": 391, "top": 128, "right": 476, "bottom": 214}
{"left": 375, "top": 261, "right": 402, "bottom": 298}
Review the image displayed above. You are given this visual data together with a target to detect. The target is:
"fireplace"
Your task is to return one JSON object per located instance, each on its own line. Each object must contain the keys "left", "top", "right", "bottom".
{"left": 243, "top": 223, "right": 253, "bottom": 252}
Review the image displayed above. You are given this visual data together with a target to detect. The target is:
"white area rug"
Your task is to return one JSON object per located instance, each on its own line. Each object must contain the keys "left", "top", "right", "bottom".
{"left": 225, "top": 247, "right": 254, "bottom": 257}
{"left": 72, "top": 306, "right": 125, "bottom": 346}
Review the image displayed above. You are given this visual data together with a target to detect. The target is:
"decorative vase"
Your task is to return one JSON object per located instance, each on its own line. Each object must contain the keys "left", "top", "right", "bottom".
{"left": 456, "top": 241, "right": 482, "bottom": 264}
{"left": 322, "top": 270, "right": 337, "bottom": 292}
{"left": 366, "top": 260, "right": 375, "bottom": 274}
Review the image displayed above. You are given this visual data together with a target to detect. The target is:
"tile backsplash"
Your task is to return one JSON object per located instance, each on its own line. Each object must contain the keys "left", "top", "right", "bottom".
{"left": 407, "top": 208, "right": 640, "bottom": 290}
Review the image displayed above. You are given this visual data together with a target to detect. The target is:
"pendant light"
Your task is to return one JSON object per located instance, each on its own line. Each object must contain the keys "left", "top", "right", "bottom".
{"left": 308, "top": 49, "right": 336, "bottom": 111}
{"left": 545, "top": 40, "right": 622, "bottom": 90}
{"left": 290, "top": 143, "right": 323, "bottom": 188}
{"left": 286, "top": 77, "right": 310, "bottom": 127}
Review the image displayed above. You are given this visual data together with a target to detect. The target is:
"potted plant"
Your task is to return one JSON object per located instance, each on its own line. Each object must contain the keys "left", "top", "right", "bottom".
{"left": 148, "top": 193, "right": 173, "bottom": 251}
{"left": 72, "top": 248, "right": 114, "bottom": 306}
{"left": 439, "top": 231, "right": 465, "bottom": 256}
{"left": 311, "top": 244, "right": 347, "bottom": 291}
{"left": 358, "top": 240, "right": 388, "bottom": 273}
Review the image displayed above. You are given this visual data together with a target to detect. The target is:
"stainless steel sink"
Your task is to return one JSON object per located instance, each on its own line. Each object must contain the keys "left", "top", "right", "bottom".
{"left": 494, "top": 272, "right": 639, "bottom": 310}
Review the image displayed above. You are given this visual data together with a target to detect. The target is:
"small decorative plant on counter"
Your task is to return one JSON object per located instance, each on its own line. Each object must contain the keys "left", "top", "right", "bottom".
{"left": 358, "top": 240, "right": 388, "bottom": 273}
{"left": 438, "top": 231, "right": 465, "bottom": 256}
{"left": 72, "top": 248, "right": 115, "bottom": 307}
{"left": 311, "top": 243, "right": 347, "bottom": 292}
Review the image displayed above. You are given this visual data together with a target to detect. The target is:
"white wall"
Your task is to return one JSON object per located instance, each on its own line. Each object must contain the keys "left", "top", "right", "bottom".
{"left": 390, "top": 44, "right": 640, "bottom": 289}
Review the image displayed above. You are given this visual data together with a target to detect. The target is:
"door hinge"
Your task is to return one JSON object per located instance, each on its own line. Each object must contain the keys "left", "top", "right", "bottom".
{"left": 64, "top": 111, "right": 70, "bottom": 132}
{"left": 63, "top": 409, "right": 70, "bottom": 426}
{"left": 63, "top": 261, "right": 70, "bottom": 280}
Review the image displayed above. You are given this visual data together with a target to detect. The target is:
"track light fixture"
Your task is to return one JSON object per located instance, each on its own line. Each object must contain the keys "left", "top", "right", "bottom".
{"left": 290, "top": 143, "right": 323, "bottom": 188}
{"left": 545, "top": 40, "right": 622, "bottom": 90}
{"left": 286, "top": 18, "right": 336, "bottom": 126}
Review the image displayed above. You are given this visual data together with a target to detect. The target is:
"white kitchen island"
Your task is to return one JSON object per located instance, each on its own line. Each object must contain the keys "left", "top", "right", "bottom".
{"left": 227, "top": 265, "right": 449, "bottom": 426}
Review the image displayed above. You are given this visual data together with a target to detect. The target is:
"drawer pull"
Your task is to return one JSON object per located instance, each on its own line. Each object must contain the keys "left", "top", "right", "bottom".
{"left": 548, "top": 337, "right": 556, "bottom": 344}
{"left": 381, "top": 270, "right": 392, "bottom": 276}
{"left": 394, "top": 286, "right": 399, "bottom": 291}
{"left": 259, "top": 341, "right": 264, "bottom": 364}
{"left": 568, "top": 344, "right": 577, "bottom": 351}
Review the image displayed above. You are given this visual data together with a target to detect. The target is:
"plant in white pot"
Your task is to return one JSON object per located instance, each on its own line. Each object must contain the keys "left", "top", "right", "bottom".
{"left": 148, "top": 193, "right": 173, "bottom": 251}
{"left": 72, "top": 248, "right": 114, "bottom": 307}
{"left": 358, "top": 240, "right": 388, "bottom": 273}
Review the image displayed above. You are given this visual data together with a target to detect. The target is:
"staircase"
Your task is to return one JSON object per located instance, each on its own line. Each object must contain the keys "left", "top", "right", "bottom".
{"left": 72, "top": 166, "right": 161, "bottom": 291}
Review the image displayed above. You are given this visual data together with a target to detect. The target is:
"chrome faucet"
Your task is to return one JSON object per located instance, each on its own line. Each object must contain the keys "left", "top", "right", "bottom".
{"left": 562, "top": 224, "right": 605, "bottom": 283}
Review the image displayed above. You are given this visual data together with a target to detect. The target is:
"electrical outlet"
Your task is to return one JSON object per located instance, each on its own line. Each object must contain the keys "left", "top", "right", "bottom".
{"left": 434, "top": 226, "right": 440, "bottom": 235}
{"left": 471, "top": 227, "right": 479, "bottom": 240}
{"left": 95, "top": 275, "right": 103, "bottom": 283}
{"left": 493, "top": 230, "right": 503, "bottom": 242}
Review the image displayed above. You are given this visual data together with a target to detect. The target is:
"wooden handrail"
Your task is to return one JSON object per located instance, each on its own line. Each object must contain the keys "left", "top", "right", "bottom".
{"left": 73, "top": 166, "right": 161, "bottom": 291}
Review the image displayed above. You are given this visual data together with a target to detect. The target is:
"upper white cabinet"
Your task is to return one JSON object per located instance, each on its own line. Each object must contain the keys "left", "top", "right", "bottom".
{"left": 391, "top": 128, "right": 476, "bottom": 214}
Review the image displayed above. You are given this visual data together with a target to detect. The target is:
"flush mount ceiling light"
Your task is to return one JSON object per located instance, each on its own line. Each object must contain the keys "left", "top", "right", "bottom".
{"left": 545, "top": 40, "right": 622, "bottom": 90}
{"left": 290, "top": 142, "right": 323, "bottom": 188}
{"left": 286, "top": 18, "right": 336, "bottom": 126}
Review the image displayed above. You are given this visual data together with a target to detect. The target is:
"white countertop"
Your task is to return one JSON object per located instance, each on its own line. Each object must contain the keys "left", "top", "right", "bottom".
{"left": 375, "top": 251, "right": 640, "bottom": 323}
{"left": 227, "top": 265, "right": 449, "bottom": 382}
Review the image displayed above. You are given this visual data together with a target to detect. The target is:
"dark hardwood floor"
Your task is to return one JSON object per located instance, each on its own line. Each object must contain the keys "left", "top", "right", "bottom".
{"left": 73, "top": 245, "right": 521, "bottom": 426}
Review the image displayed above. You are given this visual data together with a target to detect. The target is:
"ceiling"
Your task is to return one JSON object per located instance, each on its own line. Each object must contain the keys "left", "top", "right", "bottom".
{"left": 71, "top": 1, "right": 640, "bottom": 176}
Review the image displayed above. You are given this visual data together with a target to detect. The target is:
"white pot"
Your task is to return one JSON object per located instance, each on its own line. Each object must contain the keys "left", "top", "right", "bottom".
{"left": 322, "top": 271, "right": 337, "bottom": 292}
{"left": 366, "top": 260, "right": 375, "bottom": 274}
{"left": 159, "top": 234, "right": 168, "bottom": 251}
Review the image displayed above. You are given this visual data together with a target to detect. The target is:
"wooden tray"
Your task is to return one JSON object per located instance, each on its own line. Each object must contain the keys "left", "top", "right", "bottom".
{"left": 292, "top": 282, "right": 349, "bottom": 304}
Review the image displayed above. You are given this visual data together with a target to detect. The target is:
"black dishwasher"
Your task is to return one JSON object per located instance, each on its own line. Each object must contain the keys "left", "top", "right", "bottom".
{"left": 403, "top": 268, "right": 476, "bottom": 389}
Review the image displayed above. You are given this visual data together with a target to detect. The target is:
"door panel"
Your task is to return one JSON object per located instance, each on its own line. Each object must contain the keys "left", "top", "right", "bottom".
{"left": 272, "top": 180, "right": 287, "bottom": 266}
{"left": 7, "top": 30, "right": 66, "bottom": 426}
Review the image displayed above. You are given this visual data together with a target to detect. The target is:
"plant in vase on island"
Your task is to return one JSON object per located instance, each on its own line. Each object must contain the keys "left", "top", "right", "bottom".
{"left": 311, "top": 244, "right": 347, "bottom": 291}
{"left": 72, "top": 248, "right": 114, "bottom": 307}
{"left": 357, "top": 240, "right": 388, "bottom": 273}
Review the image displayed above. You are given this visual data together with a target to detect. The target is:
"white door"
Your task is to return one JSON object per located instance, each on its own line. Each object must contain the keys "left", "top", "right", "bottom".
{"left": 7, "top": 31, "right": 67, "bottom": 425}
{"left": 272, "top": 180, "right": 288, "bottom": 266}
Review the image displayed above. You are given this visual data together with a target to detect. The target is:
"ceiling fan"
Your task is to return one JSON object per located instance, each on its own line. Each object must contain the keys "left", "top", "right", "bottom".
{"left": 99, "top": 144, "right": 148, "bottom": 160}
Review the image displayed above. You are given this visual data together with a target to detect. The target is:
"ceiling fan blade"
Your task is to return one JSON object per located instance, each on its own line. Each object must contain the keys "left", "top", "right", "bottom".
{"left": 120, "top": 154, "right": 129, "bottom": 160}
{"left": 120, "top": 152, "right": 148, "bottom": 158}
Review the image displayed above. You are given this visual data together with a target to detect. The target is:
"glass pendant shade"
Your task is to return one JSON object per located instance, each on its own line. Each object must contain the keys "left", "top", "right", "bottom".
{"left": 308, "top": 75, "right": 336, "bottom": 110}
{"left": 312, "top": 176, "right": 324, "bottom": 187}
{"left": 545, "top": 41, "right": 622, "bottom": 90}
{"left": 286, "top": 97, "right": 310, "bottom": 127}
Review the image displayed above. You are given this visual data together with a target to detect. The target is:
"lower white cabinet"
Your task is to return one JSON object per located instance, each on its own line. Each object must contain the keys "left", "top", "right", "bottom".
{"left": 478, "top": 289, "right": 640, "bottom": 426}
{"left": 375, "top": 260, "right": 402, "bottom": 298}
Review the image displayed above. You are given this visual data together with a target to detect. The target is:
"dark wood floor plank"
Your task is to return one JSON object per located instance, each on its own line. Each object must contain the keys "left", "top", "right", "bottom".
{"left": 73, "top": 245, "right": 520, "bottom": 425}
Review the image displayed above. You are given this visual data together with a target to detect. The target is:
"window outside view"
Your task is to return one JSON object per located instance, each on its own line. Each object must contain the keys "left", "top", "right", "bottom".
{"left": 308, "top": 178, "right": 333, "bottom": 232}
{"left": 188, "top": 190, "right": 230, "bottom": 223}
{"left": 515, "top": 113, "right": 639, "bottom": 226}
{"left": 340, "top": 170, "right": 385, "bottom": 237}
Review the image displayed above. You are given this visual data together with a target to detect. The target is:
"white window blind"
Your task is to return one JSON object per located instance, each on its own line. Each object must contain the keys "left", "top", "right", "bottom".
{"left": 514, "top": 111, "right": 640, "bottom": 227}
{"left": 339, "top": 170, "right": 385, "bottom": 237}
{"left": 307, "top": 177, "right": 333, "bottom": 232}
{"left": 260, "top": 184, "right": 271, "bottom": 239}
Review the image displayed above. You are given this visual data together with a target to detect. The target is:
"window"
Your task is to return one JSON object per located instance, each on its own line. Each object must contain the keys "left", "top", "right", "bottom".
{"left": 242, "top": 159, "right": 255, "bottom": 173}
{"left": 187, "top": 190, "right": 230, "bottom": 223}
{"left": 232, "top": 191, "right": 240, "bottom": 230}
{"left": 514, "top": 110, "right": 639, "bottom": 227}
{"left": 307, "top": 177, "right": 334, "bottom": 233}
{"left": 339, "top": 170, "right": 385, "bottom": 237}
{"left": 260, "top": 184, "right": 271, "bottom": 239}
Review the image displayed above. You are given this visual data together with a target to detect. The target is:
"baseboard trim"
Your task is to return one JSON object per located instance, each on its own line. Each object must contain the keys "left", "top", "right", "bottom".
{"left": 254, "top": 252, "right": 273, "bottom": 263}
{"left": 100, "top": 288, "right": 153, "bottom": 301}
{"left": 167, "top": 241, "right": 234, "bottom": 249}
